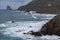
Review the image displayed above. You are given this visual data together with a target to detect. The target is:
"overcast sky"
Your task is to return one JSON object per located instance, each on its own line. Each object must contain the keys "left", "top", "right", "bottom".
{"left": 0, "top": 0, "right": 32, "bottom": 9}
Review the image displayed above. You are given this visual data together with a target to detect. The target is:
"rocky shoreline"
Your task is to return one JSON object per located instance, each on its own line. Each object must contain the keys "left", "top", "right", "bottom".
{"left": 30, "top": 15, "right": 60, "bottom": 36}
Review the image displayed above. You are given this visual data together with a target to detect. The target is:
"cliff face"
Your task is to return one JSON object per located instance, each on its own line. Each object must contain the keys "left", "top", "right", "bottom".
{"left": 31, "top": 15, "right": 60, "bottom": 36}
{"left": 18, "top": 0, "right": 60, "bottom": 13}
{"left": 40, "top": 15, "right": 60, "bottom": 36}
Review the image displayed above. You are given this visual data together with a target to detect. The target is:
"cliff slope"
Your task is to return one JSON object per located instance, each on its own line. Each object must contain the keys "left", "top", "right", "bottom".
{"left": 18, "top": 0, "right": 60, "bottom": 13}
{"left": 40, "top": 15, "right": 60, "bottom": 36}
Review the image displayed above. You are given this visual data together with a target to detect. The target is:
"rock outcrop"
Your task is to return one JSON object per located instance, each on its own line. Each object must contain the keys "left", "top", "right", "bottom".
{"left": 40, "top": 15, "right": 60, "bottom": 36}
{"left": 31, "top": 15, "right": 60, "bottom": 36}
{"left": 6, "top": 5, "right": 12, "bottom": 10}
{"left": 18, "top": 0, "right": 60, "bottom": 13}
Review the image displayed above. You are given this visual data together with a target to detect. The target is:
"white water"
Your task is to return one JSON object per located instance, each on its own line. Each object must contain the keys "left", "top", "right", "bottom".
{"left": 0, "top": 14, "right": 59, "bottom": 40}
{"left": 1, "top": 21, "right": 60, "bottom": 40}
{"left": 3, "top": 21, "right": 47, "bottom": 37}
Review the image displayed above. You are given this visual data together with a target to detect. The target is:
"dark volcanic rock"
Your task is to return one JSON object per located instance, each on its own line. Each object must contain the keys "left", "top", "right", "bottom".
{"left": 18, "top": 0, "right": 60, "bottom": 13}
{"left": 31, "top": 15, "right": 60, "bottom": 36}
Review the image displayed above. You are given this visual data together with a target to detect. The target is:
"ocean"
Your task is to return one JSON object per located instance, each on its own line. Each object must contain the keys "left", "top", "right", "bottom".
{"left": 0, "top": 10, "right": 59, "bottom": 40}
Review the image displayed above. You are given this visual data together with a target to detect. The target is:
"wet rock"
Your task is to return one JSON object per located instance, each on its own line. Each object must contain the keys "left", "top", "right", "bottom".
{"left": 30, "top": 30, "right": 41, "bottom": 36}
{"left": 11, "top": 20, "right": 15, "bottom": 23}
{"left": 23, "top": 33, "right": 26, "bottom": 34}
{"left": 31, "top": 32, "right": 41, "bottom": 36}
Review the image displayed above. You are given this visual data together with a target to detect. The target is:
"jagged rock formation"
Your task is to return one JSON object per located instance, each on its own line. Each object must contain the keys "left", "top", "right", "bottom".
{"left": 31, "top": 15, "right": 60, "bottom": 36}
{"left": 6, "top": 5, "right": 12, "bottom": 10}
{"left": 18, "top": 0, "right": 60, "bottom": 13}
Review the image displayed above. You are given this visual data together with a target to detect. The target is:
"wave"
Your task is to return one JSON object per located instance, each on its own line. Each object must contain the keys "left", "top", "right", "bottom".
{"left": 0, "top": 24, "right": 6, "bottom": 27}
{"left": 1, "top": 21, "right": 47, "bottom": 39}
{"left": 2, "top": 21, "right": 60, "bottom": 40}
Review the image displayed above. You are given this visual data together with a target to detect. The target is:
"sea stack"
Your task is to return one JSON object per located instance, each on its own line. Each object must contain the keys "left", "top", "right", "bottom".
{"left": 18, "top": 0, "right": 60, "bottom": 13}
{"left": 31, "top": 15, "right": 60, "bottom": 36}
{"left": 6, "top": 5, "right": 12, "bottom": 10}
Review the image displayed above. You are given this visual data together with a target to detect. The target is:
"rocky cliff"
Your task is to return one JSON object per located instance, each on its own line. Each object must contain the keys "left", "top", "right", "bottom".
{"left": 31, "top": 15, "right": 60, "bottom": 36}
{"left": 40, "top": 15, "right": 60, "bottom": 36}
{"left": 18, "top": 0, "right": 60, "bottom": 13}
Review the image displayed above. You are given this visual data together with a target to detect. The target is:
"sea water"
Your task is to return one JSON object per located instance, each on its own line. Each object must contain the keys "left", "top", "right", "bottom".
{"left": 0, "top": 10, "right": 59, "bottom": 40}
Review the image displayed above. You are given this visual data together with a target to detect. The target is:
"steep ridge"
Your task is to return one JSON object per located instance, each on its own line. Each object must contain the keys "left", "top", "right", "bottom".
{"left": 18, "top": 0, "right": 60, "bottom": 13}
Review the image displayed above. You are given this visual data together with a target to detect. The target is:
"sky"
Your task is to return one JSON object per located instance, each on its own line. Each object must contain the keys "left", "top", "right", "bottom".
{"left": 0, "top": 0, "right": 32, "bottom": 9}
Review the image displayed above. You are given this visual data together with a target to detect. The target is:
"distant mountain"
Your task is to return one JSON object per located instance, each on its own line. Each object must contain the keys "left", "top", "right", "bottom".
{"left": 18, "top": 0, "right": 60, "bottom": 13}
{"left": 6, "top": 5, "right": 12, "bottom": 10}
